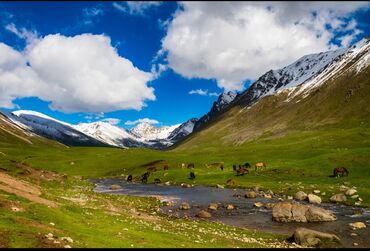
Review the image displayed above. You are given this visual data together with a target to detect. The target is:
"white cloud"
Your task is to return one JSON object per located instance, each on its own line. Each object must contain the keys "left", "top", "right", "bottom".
{"left": 160, "top": 2, "right": 370, "bottom": 91}
{"left": 208, "top": 92, "right": 220, "bottom": 97}
{"left": 0, "top": 33, "right": 155, "bottom": 113}
{"left": 124, "top": 118, "right": 159, "bottom": 125}
{"left": 113, "top": 1, "right": 162, "bottom": 15}
{"left": 189, "top": 89, "right": 208, "bottom": 96}
{"left": 5, "top": 23, "right": 39, "bottom": 44}
{"left": 101, "top": 118, "right": 121, "bottom": 125}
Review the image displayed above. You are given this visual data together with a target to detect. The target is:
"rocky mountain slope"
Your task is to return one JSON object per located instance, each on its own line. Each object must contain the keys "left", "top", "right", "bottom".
{"left": 175, "top": 37, "right": 370, "bottom": 149}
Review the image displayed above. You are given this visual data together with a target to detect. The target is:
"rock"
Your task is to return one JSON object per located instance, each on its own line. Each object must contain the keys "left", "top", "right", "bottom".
{"left": 264, "top": 203, "right": 275, "bottom": 209}
{"left": 60, "top": 237, "right": 73, "bottom": 243}
{"left": 349, "top": 222, "right": 366, "bottom": 230}
{"left": 49, "top": 222, "right": 55, "bottom": 226}
{"left": 225, "top": 204, "right": 235, "bottom": 210}
{"left": 216, "top": 184, "right": 224, "bottom": 189}
{"left": 343, "top": 182, "right": 351, "bottom": 186}
{"left": 308, "top": 194, "right": 322, "bottom": 204}
{"left": 294, "top": 191, "right": 308, "bottom": 201}
{"left": 355, "top": 201, "right": 362, "bottom": 206}
{"left": 350, "top": 233, "right": 358, "bottom": 236}
{"left": 321, "top": 192, "right": 326, "bottom": 196}
{"left": 245, "top": 191, "right": 257, "bottom": 198}
{"left": 11, "top": 207, "right": 21, "bottom": 212}
{"left": 233, "top": 193, "right": 241, "bottom": 198}
{"left": 351, "top": 195, "right": 359, "bottom": 199}
{"left": 181, "top": 183, "right": 192, "bottom": 188}
{"left": 64, "top": 245, "right": 71, "bottom": 248}
{"left": 358, "top": 197, "right": 363, "bottom": 202}
{"left": 263, "top": 194, "right": 272, "bottom": 199}
{"left": 330, "top": 194, "right": 347, "bottom": 203}
{"left": 353, "top": 243, "right": 358, "bottom": 246}
{"left": 305, "top": 206, "right": 337, "bottom": 222}
{"left": 340, "top": 185, "right": 349, "bottom": 192}
{"left": 266, "top": 190, "right": 274, "bottom": 195}
{"left": 196, "top": 210, "right": 212, "bottom": 218}
{"left": 313, "top": 190, "right": 320, "bottom": 194}
{"left": 45, "top": 233, "right": 54, "bottom": 239}
{"left": 208, "top": 203, "right": 218, "bottom": 211}
{"left": 272, "top": 202, "right": 336, "bottom": 223}
{"left": 288, "top": 227, "right": 340, "bottom": 247}
{"left": 287, "top": 196, "right": 293, "bottom": 200}
{"left": 345, "top": 189, "right": 357, "bottom": 196}
{"left": 109, "top": 184, "right": 121, "bottom": 190}
{"left": 164, "top": 181, "right": 171, "bottom": 186}
{"left": 253, "top": 202, "right": 264, "bottom": 208}
{"left": 179, "top": 202, "right": 190, "bottom": 210}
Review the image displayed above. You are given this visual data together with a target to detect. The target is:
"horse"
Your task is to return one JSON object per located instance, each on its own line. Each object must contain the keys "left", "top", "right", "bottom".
{"left": 255, "top": 162, "right": 266, "bottom": 171}
{"left": 220, "top": 164, "right": 224, "bottom": 171}
{"left": 236, "top": 167, "right": 248, "bottom": 176}
{"left": 189, "top": 171, "right": 196, "bottom": 180}
{"left": 181, "top": 163, "right": 185, "bottom": 168}
{"left": 333, "top": 167, "right": 349, "bottom": 177}
{"left": 154, "top": 178, "right": 161, "bottom": 184}
{"left": 233, "top": 165, "right": 237, "bottom": 171}
{"left": 164, "top": 164, "right": 169, "bottom": 171}
{"left": 187, "top": 163, "right": 195, "bottom": 169}
{"left": 244, "top": 163, "right": 251, "bottom": 168}
{"left": 126, "top": 174, "right": 133, "bottom": 182}
{"left": 141, "top": 172, "right": 150, "bottom": 184}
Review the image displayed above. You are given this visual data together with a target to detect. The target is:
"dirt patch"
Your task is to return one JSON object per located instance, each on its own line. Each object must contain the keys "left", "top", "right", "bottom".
{"left": 0, "top": 172, "right": 58, "bottom": 208}
{"left": 129, "top": 208, "right": 161, "bottom": 223}
{"left": 60, "top": 196, "right": 88, "bottom": 206}
{"left": 0, "top": 231, "right": 9, "bottom": 247}
{"left": 15, "top": 218, "right": 62, "bottom": 233}
{"left": 15, "top": 162, "right": 66, "bottom": 185}
{"left": 0, "top": 197, "right": 25, "bottom": 212}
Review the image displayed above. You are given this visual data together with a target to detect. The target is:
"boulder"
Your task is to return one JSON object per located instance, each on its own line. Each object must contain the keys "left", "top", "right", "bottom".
{"left": 294, "top": 191, "right": 308, "bottom": 201}
{"left": 288, "top": 227, "right": 340, "bottom": 247}
{"left": 253, "top": 202, "right": 264, "bottom": 208}
{"left": 351, "top": 195, "right": 359, "bottom": 199}
{"left": 109, "top": 184, "right": 121, "bottom": 190}
{"left": 264, "top": 203, "right": 275, "bottom": 209}
{"left": 263, "top": 194, "right": 272, "bottom": 199}
{"left": 330, "top": 194, "right": 347, "bottom": 203}
{"left": 179, "top": 202, "right": 190, "bottom": 210}
{"left": 245, "top": 191, "right": 257, "bottom": 198}
{"left": 313, "top": 190, "right": 321, "bottom": 194}
{"left": 216, "top": 184, "right": 224, "bottom": 189}
{"left": 196, "top": 210, "right": 212, "bottom": 218}
{"left": 226, "top": 204, "right": 235, "bottom": 210}
{"left": 181, "top": 183, "right": 192, "bottom": 188}
{"left": 345, "top": 189, "right": 357, "bottom": 196}
{"left": 208, "top": 203, "right": 218, "bottom": 211}
{"left": 349, "top": 222, "right": 366, "bottom": 230}
{"left": 272, "top": 202, "right": 336, "bottom": 223}
{"left": 308, "top": 194, "right": 321, "bottom": 204}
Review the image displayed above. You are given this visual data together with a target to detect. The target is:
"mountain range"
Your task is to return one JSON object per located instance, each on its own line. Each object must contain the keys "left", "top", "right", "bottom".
{"left": 1, "top": 37, "right": 369, "bottom": 150}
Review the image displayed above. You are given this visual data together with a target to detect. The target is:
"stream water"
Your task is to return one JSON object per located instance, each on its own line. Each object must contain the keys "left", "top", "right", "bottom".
{"left": 91, "top": 178, "right": 370, "bottom": 248}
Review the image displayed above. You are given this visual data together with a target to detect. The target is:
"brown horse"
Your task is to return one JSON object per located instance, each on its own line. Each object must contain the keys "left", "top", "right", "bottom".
{"left": 333, "top": 167, "right": 349, "bottom": 177}
{"left": 163, "top": 164, "right": 169, "bottom": 170}
{"left": 236, "top": 167, "right": 249, "bottom": 176}
{"left": 187, "top": 163, "right": 195, "bottom": 169}
{"left": 255, "top": 162, "right": 266, "bottom": 171}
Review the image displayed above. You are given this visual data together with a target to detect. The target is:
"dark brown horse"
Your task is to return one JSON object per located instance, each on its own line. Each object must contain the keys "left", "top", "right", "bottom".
{"left": 333, "top": 167, "right": 349, "bottom": 177}
{"left": 187, "top": 163, "right": 195, "bottom": 169}
{"left": 236, "top": 167, "right": 249, "bottom": 176}
{"left": 163, "top": 164, "right": 169, "bottom": 170}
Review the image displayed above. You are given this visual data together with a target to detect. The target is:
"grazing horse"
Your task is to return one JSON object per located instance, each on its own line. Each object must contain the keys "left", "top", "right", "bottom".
{"left": 154, "top": 178, "right": 161, "bottom": 184}
{"left": 255, "top": 162, "right": 266, "bottom": 171}
{"left": 164, "top": 164, "right": 169, "bottom": 171}
{"left": 333, "top": 167, "right": 349, "bottom": 177}
{"left": 181, "top": 163, "right": 185, "bottom": 168}
{"left": 187, "top": 163, "right": 195, "bottom": 169}
{"left": 244, "top": 163, "right": 251, "bottom": 168}
{"left": 220, "top": 164, "right": 224, "bottom": 171}
{"left": 126, "top": 174, "right": 133, "bottom": 182}
{"left": 236, "top": 167, "right": 248, "bottom": 176}
{"left": 141, "top": 172, "right": 150, "bottom": 184}
{"left": 189, "top": 171, "right": 196, "bottom": 180}
{"left": 233, "top": 165, "right": 237, "bottom": 171}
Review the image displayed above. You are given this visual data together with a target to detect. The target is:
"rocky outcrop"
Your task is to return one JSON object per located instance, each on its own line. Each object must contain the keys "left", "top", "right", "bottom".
{"left": 196, "top": 210, "right": 212, "bottom": 218}
{"left": 330, "top": 194, "right": 347, "bottom": 203}
{"left": 245, "top": 191, "right": 257, "bottom": 198}
{"left": 272, "top": 202, "right": 336, "bottom": 222}
{"left": 288, "top": 227, "right": 340, "bottom": 247}
{"left": 294, "top": 191, "right": 307, "bottom": 201}
{"left": 308, "top": 194, "right": 321, "bottom": 204}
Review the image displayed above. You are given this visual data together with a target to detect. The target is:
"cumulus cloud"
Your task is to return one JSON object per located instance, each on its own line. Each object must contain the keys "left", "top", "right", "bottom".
{"left": 160, "top": 1, "right": 370, "bottom": 91}
{"left": 124, "top": 118, "right": 159, "bottom": 125}
{"left": 113, "top": 1, "right": 162, "bottom": 15}
{"left": 0, "top": 33, "right": 155, "bottom": 113}
{"left": 101, "top": 118, "right": 121, "bottom": 125}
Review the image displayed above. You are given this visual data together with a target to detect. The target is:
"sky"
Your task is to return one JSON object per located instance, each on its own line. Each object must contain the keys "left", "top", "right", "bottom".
{"left": 0, "top": 1, "right": 369, "bottom": 129}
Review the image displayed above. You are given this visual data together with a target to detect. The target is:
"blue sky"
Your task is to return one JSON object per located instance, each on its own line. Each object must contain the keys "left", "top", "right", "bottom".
{"left": 0, "top": 1, "right": 369, "bottom": 129}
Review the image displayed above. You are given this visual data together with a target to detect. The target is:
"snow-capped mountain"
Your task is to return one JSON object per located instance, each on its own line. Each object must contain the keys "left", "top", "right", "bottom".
{"left": 74, "top": 121, "right": 147, "bottom": 149}
{"left": 234, "top": 37, "right": 370, "bottom": 107}
{"left": 130, "top": 123, "right": 180, "bottom": 141}
{"left": 8, "top": 110, "right": 108, "bottom": 147}
{"left": 168, "top": 118, "right": 198, "bottom": 142}
{"left": 193, "top": 91, "right": 237, "bottom": 131}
